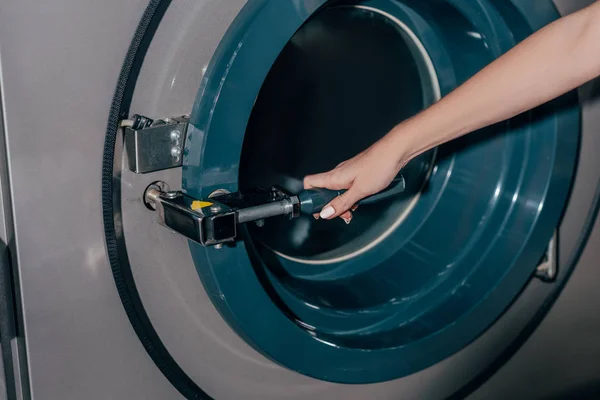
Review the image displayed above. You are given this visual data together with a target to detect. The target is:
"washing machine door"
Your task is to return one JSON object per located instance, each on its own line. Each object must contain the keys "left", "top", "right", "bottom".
{"left": 107, "top": 0, "right": 583, "bottom": 398}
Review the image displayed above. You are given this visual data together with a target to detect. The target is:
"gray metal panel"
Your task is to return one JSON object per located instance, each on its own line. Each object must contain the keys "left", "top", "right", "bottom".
{"left": 123, "top": 1, "right": 600, "bottom": 399}
{"left": 0, "top": 0, "right": 181, "bottom": 398}
{"left": 0, "top": 18, "right": 28, "bottom": 399}
{"left": 472, "top": 218, "right": 600, "bottom": 399}
{"left": 0, "top": 0, "right": 597, "bottom": 398}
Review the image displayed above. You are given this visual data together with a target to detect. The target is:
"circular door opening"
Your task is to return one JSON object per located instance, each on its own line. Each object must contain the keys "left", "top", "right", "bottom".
{"left": 184, "top": 0, "right": 579, "bottom": 384}
{"left": 240, "top": 5, "right": 439, "bottom": 264}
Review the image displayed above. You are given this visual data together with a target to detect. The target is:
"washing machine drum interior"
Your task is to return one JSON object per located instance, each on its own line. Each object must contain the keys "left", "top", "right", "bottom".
{"left": 180, "top": 0, "right": 578, "bottom": 386}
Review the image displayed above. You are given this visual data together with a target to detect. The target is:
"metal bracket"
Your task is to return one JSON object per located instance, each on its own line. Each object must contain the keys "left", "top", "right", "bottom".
{"left": 144, "top": 182, "right": 298, "bottom": 248}
{"left": 145, "top": 185, "right": 238, "bottom": 247}
{"left": 124, "top": 115, "right": 189, "bottom": 174}
{"left": 535, "top": 231, "right": 558, "bottom": 282}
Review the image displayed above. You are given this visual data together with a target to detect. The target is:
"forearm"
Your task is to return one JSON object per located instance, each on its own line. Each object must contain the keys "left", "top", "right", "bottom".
{"left": 392, "top": 1, "right": 600, "bottom": 159}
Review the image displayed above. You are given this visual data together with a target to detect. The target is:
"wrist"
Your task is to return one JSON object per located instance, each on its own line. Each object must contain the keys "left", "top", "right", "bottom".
{"left": 386, "top": 118, "right": 435, "bottom": 162}
{"left": 387, "top": 103, "right": 467, "bottom": 163}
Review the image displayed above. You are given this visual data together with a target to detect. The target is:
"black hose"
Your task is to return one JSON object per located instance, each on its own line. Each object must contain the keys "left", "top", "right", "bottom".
{"left": 101, "top": 0, "right": 210, "bottom": 398}
{"left": 101, "top": 1, "right": 600, "bottom": 399}
{"left": 0, "top": 244, "right": 17, "bottom": 400}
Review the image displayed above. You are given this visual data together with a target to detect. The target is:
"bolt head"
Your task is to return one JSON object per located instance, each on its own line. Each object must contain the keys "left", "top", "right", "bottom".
{"left": 170, "top": 130, "right": 182, "bottom": 141}
{"left": 214, "top": 244, "right": 224, "bottom": 250}
{"left": 171, "top": 146, "right": 182, "bottom": 157}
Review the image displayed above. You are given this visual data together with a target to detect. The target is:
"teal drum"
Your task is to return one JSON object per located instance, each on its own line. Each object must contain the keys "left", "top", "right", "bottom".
{"left": 182, "top": 0, "right": 580, "bottom": 384}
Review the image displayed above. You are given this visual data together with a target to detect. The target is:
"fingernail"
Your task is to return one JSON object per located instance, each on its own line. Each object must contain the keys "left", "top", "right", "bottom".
{"left": 342, "top": 216, "right": 352, "bottom": 225}
{"left": 320, "top": 206, "right": 335, "bottom": 219}
{"left": 313, "top": 214, "right": 320, "bottom": 220}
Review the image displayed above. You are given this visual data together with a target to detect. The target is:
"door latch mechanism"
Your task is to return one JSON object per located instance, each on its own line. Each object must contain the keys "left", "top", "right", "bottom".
{"left": 144, "top": 183, "right": 299, "bottom": 248}
{"left": 144, "top": 176, "right": 406, "bottom": 248}
{"left": 127, "top": 114, "right": 407, "bottom": 248}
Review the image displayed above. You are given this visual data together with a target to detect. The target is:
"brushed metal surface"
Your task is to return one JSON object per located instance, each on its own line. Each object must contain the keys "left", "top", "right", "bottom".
{"left": 0, "top": 0, "right": 181, "bottom": 398}
{"left": 0, "top": 26, "right": 21, "bottom": 399}
{"left": 123, "top": 0, "right": 600, "bottom": 398}
{"left": 0, "top": 0, "right": 597, "bottom": 398}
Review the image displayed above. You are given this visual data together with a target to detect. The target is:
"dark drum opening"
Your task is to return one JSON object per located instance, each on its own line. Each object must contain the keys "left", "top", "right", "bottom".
{"left": 239, "top": 5, "right": 438, "bottom": 263}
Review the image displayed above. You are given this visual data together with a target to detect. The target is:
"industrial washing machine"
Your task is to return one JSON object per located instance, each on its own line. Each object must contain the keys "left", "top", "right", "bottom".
{"left": 0, "top": 0, "right": 599, "bottom": 398}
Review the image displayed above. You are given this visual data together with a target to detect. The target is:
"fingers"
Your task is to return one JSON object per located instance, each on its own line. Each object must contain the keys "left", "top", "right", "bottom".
{"left": 340, "top": 211, "right": 353, "bottom": 224}
{"left": 313, "top": 210, "right": 353, "bottom": 223}
{"left": 319, "top": 188, "right": 364, "bottom": 220}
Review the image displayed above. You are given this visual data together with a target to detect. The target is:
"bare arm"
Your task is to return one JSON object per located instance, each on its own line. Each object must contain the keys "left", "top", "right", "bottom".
{"left": 305, "top": 1, "right": 600, "bottom": 222}
{"left": 398, "top": 0, "right": 600, "bottom": 159}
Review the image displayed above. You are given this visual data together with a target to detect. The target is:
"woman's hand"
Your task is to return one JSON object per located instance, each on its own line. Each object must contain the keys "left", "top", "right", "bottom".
{"left": 303, "top": 134, "right": 411, "bottom": 223}
{"left": 304, "top": 1, "right": 600, "bottom": 225}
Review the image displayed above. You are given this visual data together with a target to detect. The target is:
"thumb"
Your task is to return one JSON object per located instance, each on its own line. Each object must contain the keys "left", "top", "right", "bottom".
{"left": 304, "top": 171, "right": 348, "bottom": 190}
{"left": 303, "top": 172, "right": 329, "bottom": 190}
{"left": 319, "top": 187, "right": 364, "bottom": 220}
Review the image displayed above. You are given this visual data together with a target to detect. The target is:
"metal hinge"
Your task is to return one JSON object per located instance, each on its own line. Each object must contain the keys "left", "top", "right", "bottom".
{"left": 535, "top": 231, "right": 558, "bottom": 282}
{"left": 124, "top": 114, "right": 189, "bottom": 174}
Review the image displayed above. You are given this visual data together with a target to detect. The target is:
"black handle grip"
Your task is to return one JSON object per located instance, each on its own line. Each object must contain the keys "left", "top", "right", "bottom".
{"left": 297, "top": 175, "right": 406, "bottom": 215}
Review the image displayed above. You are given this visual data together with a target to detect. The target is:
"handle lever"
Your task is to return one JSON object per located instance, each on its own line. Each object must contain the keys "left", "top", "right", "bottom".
{"left": 143, "top": 174, "right": 406, "bottom": 248}
{"left": 297, "top": 175, "right": 406, "bottom": 215}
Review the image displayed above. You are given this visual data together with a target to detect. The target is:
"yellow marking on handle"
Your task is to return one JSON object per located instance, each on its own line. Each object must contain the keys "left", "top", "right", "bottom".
{"left": 191, "top": 201, "right": 214, "bottom": 211}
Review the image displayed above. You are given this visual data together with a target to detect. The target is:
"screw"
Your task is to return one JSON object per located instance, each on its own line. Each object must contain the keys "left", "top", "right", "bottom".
{"left": 170, "top": 130, "right": 182, "bottom": 141}
{"left": 255, "top": 219, "right": 265, "bottom": 228}
{"left": 214, "top": 244, "right": 223, "bottom": 250}
{"left": 171, "top": 146, "right": 182, "bottom": 158}
{"left": 210, "top": 205, "right": 221, "bottom": 214}
{"left": 164, "top": 191, "right": 178, "bottom": 199}
{"left": 208, "top": 189, "right": 230, "bottom": 199}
